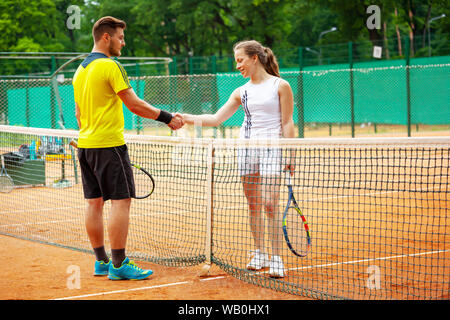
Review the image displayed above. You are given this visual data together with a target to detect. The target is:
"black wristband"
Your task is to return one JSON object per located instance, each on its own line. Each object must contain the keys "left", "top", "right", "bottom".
{"left": 156, "top": 110, "right": 173, "bottom": 124}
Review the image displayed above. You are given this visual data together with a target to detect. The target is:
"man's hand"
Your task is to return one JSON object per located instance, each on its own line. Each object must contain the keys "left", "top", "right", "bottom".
{"left": 168, "top": 113, "right": 185, "bottom": 130}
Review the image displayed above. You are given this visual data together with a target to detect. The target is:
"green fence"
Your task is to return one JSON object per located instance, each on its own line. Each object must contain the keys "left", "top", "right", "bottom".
{"left": 0, "top": 55, "right": 449, "bottom": 137}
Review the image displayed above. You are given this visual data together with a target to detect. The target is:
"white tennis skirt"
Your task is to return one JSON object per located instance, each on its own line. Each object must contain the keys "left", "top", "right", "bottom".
{"left": 237, "top": 147, "right": 282, "bottom": 176}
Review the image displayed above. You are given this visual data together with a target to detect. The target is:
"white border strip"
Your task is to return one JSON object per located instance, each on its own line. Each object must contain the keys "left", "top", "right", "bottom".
{"left": 2, "top": 125, "right": 449, "bottom": 148}
{"left": 53, "top": 281, "right": 190, "bottom": 300}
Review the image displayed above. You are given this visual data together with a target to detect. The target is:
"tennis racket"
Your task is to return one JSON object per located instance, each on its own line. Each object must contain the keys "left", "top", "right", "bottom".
{"left": 282, "top": 171, "right": 311, "bottom": 257}
{"left": 69, "top": 140, "right": 155, "bottom": 199}
{"left": 0, "top": 155, "right": 14, "bottom": 193}
{"left": 130, "top": 163, "right": 155, "bottom": 199}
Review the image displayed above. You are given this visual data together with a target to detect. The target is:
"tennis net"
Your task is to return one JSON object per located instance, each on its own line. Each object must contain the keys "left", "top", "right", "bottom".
{"left": 0, "top": 125, "right": 448, "bottom": 300}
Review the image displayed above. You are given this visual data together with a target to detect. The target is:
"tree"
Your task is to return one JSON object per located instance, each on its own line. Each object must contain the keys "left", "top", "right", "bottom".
{"left": 1, "top": 0, "right": 448, "bottom": 75}
{"left": 0, "top": 0, "right": 59, "bottom": 52}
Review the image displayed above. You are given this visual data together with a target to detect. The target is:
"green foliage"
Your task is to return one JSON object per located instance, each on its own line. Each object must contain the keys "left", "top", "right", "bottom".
{"left": 1, "top": 0, "right": 448, "bottom": 72}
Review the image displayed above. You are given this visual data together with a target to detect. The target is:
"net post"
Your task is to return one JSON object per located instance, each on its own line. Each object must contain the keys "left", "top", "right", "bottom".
{"left": 189, "top": 56, "right": 194, "bottom": 75}
{"left": 211, "top": 55, "right": 217, "bottom": 74}
{"left": 348, "top": 41, "right": 355, "bottom": 138}
{"left": 25, "top": 74, "right": 30, "bottom": 127}
{"left": 199, "top": 140, "right": 214, "bottom": 277}
{"left": 297, "top": 46, "right": 305, "bottom": 138}
{"left": 228, "top": 56, "right": 234, "bottom": 72}
{"left": 405, "top": 36, "right": 411, "bottom": 137}
{"left": 0, "top": 81, "right": 7, "bottom": 124}
{"left": 169, "top": 56, "right": 178, "bottom": 75}
{"left": 135, "top": 62, "right": 143, "bottom": 135}
{"left": 50, "top": 55, "right": 57, "bottom": 129}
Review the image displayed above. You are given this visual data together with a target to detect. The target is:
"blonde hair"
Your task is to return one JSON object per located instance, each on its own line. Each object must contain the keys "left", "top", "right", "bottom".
{"left": 233, "top": 40, "right": 280, "bottom": 77}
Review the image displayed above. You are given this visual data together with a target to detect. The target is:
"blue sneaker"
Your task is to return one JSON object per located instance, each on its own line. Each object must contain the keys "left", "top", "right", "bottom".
{"left": 94, "top": 260, "right": 111, "bottom": 276}
{"left": 108, "top": 257, "right": 153, "bottom": 280}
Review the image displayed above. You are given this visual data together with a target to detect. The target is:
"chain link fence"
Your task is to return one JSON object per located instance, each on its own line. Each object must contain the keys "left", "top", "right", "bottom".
{"left": 1, "top": 54, "right": 449, "bottom": 138}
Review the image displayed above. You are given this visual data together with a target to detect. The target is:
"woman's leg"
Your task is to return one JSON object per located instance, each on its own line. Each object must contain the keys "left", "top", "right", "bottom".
{"left": 262, "top": 174, "right": 285, "bottom": 278}
{"left": 241, "top": 173, "right": 264, "bottom": 252}
{"left": 261, "top": 175, "right": 282, "bottom": 257}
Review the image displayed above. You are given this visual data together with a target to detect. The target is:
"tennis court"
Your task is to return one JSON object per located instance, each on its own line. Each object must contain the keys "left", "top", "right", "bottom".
{"left": 0, "top": 234, "right": 302, "bottom": 300}
{"left": 0, "top": 126, "right": 448, "bottom": 300}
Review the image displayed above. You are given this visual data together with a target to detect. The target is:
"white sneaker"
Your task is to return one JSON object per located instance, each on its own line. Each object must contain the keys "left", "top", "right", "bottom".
{"left": 246, "top": 250, "right": 270, "bottom": 270}
{"left": 269, "top": 255, "right": 285, "bottom": 278}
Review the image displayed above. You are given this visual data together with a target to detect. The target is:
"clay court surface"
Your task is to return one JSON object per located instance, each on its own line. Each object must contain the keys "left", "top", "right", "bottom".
{"left": 0, "top": 128, "right": 448, "bottom": 301}
{"left": 0, "top": 234, "right": 305, "bottom": 300}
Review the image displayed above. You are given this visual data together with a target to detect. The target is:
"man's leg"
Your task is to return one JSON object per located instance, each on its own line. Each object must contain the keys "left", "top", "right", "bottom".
{"left": 85, "top": 197, "right": 108, "bottom": 263}
{"left": 108, "top": 198, "right": 131, "bottom": 267}
{"left": 107, "top": 197, "right": 153, "bottom": 280}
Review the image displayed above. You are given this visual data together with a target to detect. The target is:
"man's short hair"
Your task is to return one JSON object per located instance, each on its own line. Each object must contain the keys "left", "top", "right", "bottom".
{"left": 92, "top": 16, "right": 126, "bottom": 42}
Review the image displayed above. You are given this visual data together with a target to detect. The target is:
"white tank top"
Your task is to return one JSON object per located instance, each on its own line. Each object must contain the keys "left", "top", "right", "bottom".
{"left": 239, "top": 76, "right": 282, "bottom": 139}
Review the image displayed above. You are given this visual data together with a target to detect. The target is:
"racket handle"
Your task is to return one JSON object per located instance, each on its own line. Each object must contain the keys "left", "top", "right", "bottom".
{"left": 284, "top": 170, "right": 292, "bottom": 187}
{"left": 69, "top": 140, "right": 78, "bottom": 148}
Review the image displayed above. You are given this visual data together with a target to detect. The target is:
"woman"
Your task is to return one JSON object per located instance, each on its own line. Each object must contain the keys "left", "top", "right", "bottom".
{"left": 182, "top": 40, "right": 295, "bottom": 278}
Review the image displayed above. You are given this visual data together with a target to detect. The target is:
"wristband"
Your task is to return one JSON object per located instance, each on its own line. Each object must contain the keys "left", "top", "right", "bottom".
{"left": 156, "top": 110, "right": 173, "bottom": 124}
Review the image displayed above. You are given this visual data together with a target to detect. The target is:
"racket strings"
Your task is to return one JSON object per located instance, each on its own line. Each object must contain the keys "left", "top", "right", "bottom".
{"left": 0, "top": 156, "right": 14, "bottom": 193}
{"left": 0, "top": 175, "right": 14, "bottom": 193}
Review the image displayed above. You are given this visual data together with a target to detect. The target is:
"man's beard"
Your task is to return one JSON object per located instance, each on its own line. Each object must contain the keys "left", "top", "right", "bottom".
{"left": 108, "top": 43, "right": 121, "bottom": 57}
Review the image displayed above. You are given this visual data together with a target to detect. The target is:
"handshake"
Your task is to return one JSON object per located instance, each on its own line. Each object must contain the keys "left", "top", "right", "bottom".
{"left": 167, "top": 112, "right": 186, "bottom": 130}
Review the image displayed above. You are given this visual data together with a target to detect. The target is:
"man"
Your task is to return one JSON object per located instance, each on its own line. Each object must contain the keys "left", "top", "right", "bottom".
{"left": 73, "top": 16, "right": 184, "bottom": 280}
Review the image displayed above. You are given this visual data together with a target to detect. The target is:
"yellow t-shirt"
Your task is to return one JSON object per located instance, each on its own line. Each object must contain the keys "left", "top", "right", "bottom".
{"left": 73, "top": 52, "right": 132, "bottom": 148}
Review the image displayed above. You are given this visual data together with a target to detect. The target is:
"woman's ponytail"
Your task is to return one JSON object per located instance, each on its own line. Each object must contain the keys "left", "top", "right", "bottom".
{"left": 262, "top": 47, "right": 280, "bottom": 77}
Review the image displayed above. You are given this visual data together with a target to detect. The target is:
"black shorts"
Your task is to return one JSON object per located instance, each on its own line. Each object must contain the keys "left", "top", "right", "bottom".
{"left": 77, "top": 145, "right": 135, "bottom": 201}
